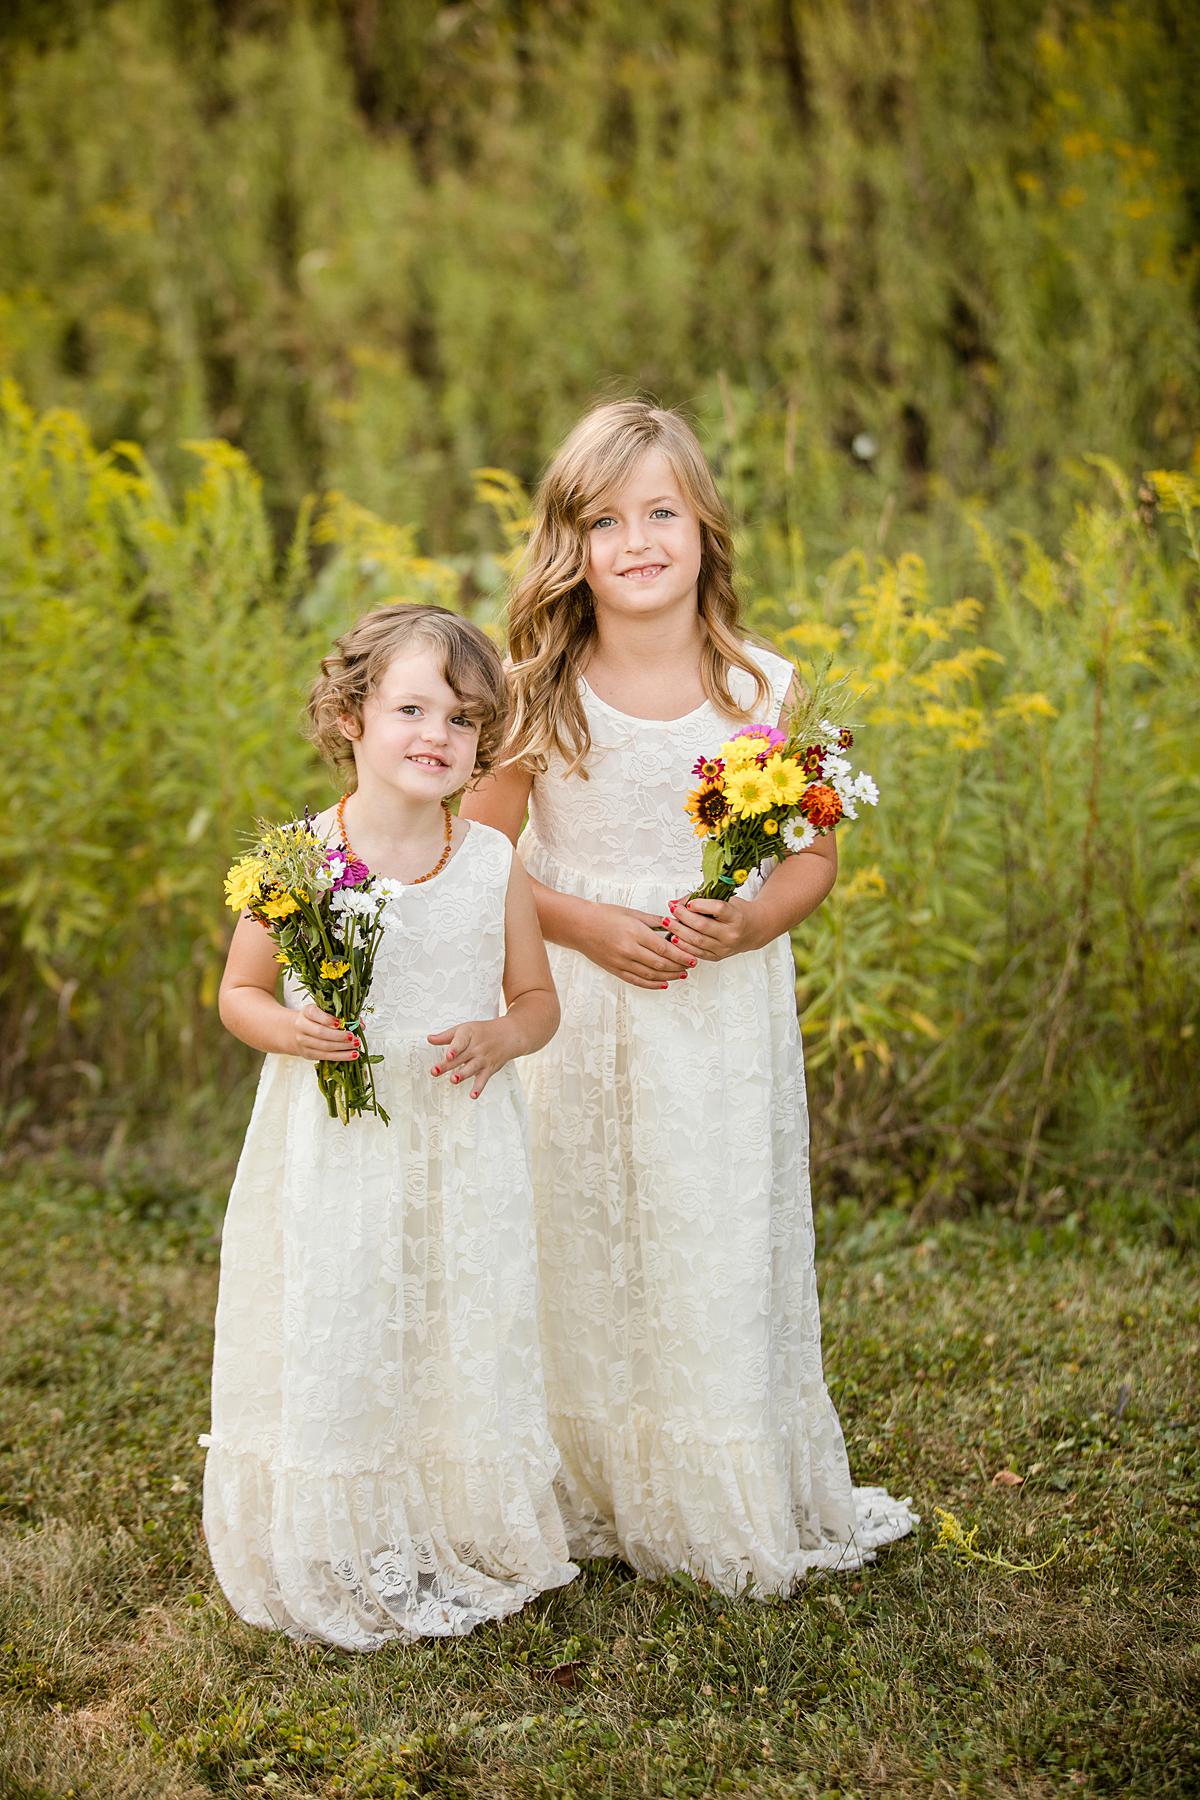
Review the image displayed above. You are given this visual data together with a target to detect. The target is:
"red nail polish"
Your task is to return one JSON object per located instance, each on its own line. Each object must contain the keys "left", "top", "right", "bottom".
{"left": 668, "top": 901, "right": 678, "bottom": 912}
{"left": 690, "top": 960, "right": 697, "bottom": 968}
{"left": 451, "top": 1074, "right": 460, "bottom": 1083}
{"left": 667, "top": 934, "right": 678, "bottom": 944}
{"left": 661, "top": 917, "right": 671, "bottom": 926}
{"left": 680, "top": 971, "right": 688, "bottom": 980}
{"left": 447, "top": 1049, "right": 456, "bottom": 1060}
{"left": 659, "top": 983, "right": 669, "bottom": 989}
{"left": 432, "top": 1066, "right": 441, "bottom": 1075}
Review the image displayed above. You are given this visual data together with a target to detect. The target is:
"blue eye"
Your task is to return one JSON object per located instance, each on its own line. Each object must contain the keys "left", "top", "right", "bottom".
{"left": 651, "top": 508, "right": 675, "bottom": 519}
{"left": 590, "top": 516, "right": 615, "bottom": 530}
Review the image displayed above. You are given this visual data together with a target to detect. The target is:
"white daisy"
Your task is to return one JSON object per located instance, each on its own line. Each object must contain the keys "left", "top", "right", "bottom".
{"left": 782, "top": 816, "right": 817, "bottom": 854}
{"left": 853, "top": 772, "right": 880, "bottom": 807}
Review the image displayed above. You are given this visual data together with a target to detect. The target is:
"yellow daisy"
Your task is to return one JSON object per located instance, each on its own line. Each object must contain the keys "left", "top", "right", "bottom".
{"left": 319, "top": 959, "right": 351, "bottom": 980}
{"left": 719, "top": 735, "right": 762, "bottom": 768}
{"left": 260, "top": 892, "right": 300, "bottom": 920}
{"left": 723, "top": 764, "right": 775, "bottom": 818}
{"left": 224, "top": 855, "right": 266, "bottom": 913}
{"left": 759, "top": 754, "right": 807, "bottom": 806}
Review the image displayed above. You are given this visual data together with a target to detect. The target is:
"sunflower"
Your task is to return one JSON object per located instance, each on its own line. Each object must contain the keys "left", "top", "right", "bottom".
{"left": 723, "top": 764, "right": 775, "bottom": 818}
{"left": 685, "top": 781, "right": 731, "bottom": 837}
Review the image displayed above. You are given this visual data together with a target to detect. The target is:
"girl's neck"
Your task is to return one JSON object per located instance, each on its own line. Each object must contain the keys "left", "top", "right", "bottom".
{"left": 340, "top": 777, "right": 446, "bottom": 858}
{"left": 587, "top": 601, "right": 705, "bottom": 683}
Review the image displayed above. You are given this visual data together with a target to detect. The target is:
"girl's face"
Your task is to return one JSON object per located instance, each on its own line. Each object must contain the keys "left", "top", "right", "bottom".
{"left": 584, "top": 447, "right": 703, "bottom": 623}
{"left": 340, "top": 643, "right": 481, "bottom": 804}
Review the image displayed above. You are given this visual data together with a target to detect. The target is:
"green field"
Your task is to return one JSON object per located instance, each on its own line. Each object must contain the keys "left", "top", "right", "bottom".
{"left": 1, "top": 1174, "right": 1195, "bottom": 1798}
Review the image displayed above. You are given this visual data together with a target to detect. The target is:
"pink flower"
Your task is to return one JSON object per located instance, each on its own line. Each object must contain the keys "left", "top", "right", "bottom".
{"left": 331, "top": 854, "right": 371, "bottom": 889}
{"left": 731, "top": 723, "right": 786, "bottom": 750}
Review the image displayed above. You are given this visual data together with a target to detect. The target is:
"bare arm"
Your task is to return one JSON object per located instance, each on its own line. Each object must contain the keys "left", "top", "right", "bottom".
{"left": 218, "top": 911, "right": 359, "bottom": 1062}
{"left": 461, "top": 763, "right": 693, "bottom": 989}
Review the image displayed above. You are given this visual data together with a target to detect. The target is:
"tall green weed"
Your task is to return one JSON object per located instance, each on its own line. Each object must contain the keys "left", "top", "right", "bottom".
{"left": 3, "top": 388, "right": 1196, "bottom": 1208}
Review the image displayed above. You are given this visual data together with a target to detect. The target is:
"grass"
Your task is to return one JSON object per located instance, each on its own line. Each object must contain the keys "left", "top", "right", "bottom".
{"left": 0, "top": 1167, "right": 1196, "bottom": 1798}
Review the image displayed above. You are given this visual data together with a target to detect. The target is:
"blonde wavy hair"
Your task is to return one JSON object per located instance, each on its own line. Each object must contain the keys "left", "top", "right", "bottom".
{"left": 503, "top": 399, "right": 770, "bottom": 776}
{"left": 307, "top": 603, "right": 508, "bottom": 791}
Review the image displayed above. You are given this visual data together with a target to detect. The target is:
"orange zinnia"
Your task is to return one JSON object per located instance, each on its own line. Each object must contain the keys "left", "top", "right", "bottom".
{"left": 799, "top": 782, "right": 843, "bottom": 830}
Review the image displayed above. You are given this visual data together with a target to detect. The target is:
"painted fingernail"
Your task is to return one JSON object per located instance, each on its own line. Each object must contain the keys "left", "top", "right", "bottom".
{"left": 690, "top": 959, "right": 697, "bottom": 968}
{"left": 470, "top": 1090, "right": 479, "bottom": 1099}
{"left": 668, "top": 901, "right": 678, "bottom": 913}
{"left": 451, "top": 1074, "right": 461, "bottom": 1083}
{"left": 660, "top": 983, "right": 669, "bottom": 989}
{"left": 680, "top": 971, "right": 688, "bottom": 980}
{"left": 447, "top": 1049, "right": 456, "bottom": 1060}
{"left": 661, "top": 917, "right": 671, "bottom": 926}
{"left": 351, "top": 1049, "right": 359, "bottom": 1058}
{"left": 432, "top": 1066, "right": 441, "bottom": 1075}
{"left": 667, "top": 934, "right": 678, "bottom": 944}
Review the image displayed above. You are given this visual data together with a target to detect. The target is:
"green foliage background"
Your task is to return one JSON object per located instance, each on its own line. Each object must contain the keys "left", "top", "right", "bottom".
{"left": 2, "top": 0, "right": 1198, "bottom": 1211}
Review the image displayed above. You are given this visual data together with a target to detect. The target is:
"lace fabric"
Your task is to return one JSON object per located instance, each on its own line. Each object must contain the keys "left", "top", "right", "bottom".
{"left": 201, "top": 821, "right": 578, "bottom": 1648}
{"left": 519, "top": 645, "right": 918, "bottom": 1594}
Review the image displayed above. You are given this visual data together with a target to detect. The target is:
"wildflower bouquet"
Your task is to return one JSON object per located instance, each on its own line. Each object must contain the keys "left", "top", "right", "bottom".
{"left": 224, "top": 816, "right": 394, "bottom": 1125}
{"left": 680, "top": 675, "right": 880, "bottom": 903}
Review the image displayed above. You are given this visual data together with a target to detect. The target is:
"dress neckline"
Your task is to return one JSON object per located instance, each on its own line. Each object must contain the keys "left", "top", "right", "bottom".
{"left": 579, "top": 676, "right": 712, "bottom": 729}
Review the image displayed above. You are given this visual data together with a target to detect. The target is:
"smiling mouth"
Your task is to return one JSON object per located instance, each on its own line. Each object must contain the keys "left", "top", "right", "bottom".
{"left": 619, "top": 564, "right": 666, "bottom": 580}
{"left": 407, "top": 754, "right": 448, "bottom": 768}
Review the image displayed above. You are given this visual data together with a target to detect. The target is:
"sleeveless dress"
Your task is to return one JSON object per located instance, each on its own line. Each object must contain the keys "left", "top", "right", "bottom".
{"left": 518, "top": 645, "right": 917, "bottom": 1595}
{"left": 200, "top": 820, "right": 577, "bottom": 1649}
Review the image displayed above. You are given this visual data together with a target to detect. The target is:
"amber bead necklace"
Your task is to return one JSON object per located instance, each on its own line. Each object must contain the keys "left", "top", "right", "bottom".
{"left": 335, "top": 792, "right": 454, "bottom": 885}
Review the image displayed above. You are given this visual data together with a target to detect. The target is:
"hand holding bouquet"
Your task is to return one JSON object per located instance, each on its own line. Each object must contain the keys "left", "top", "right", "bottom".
{"left": 680, "top": 672, "right": 879, "bottom": 903}
{"left": 224, "top": 816, "right": 395, "bottom": 1125}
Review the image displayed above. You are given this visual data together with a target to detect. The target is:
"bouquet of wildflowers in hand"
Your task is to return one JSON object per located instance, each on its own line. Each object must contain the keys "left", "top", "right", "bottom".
{"left": 224, "top": 816, "right": 394, "bottom": 1125}
{"left": 680, "top": 672, "right": 880, "bottom": 903}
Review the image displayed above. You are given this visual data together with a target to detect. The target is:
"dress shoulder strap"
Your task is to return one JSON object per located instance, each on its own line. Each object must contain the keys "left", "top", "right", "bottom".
{"left": 463, "top": 817, "right": 514, "bottom": 885}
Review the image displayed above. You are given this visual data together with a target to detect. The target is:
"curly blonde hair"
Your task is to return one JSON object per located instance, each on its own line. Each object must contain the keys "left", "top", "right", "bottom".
{"left": 307, "top": 603, "right": 508, "bottom": 791}
{"left": 502, "top": 399, "right": 770, "bottom": 777}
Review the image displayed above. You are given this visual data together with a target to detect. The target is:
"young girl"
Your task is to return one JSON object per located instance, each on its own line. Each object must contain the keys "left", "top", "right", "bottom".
{"left": 462, "top": 401, "right": 917, "bottom": 1595}
{"left": 201, "top": 603, "right": 577, "bottom": 1649}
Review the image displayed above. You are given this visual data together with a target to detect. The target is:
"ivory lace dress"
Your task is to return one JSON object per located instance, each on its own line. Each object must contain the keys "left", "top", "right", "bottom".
{"left": 201, "top": 820, "right": 577, "bottom": 1649}
{"left": 519, "top": 645, "right": 917, "bottom": 1595}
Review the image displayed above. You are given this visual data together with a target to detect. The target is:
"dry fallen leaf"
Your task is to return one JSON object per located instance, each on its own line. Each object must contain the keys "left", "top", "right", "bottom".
{"left": 992, "top": 1469, "right": 1024, "bottom": 1487}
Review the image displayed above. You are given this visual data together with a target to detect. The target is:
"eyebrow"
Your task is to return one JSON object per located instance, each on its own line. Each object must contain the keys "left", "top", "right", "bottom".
{"left": 592, "top": 494, "right": 682, "bottom": 513}
{"left": 387, "top": 691, "right": 478, "bottom": 709}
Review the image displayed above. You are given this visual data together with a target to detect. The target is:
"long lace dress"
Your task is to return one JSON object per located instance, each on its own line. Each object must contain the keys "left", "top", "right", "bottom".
{"left": 518, "top": 645, "right": 917, "bottom": 1595}
{"left": 201, "top": 820, "right": 577, "bottom": 1649}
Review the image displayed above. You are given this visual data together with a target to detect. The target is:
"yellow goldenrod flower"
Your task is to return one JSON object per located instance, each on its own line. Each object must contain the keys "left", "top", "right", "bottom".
{"left": 732, "top": 868, "right": 749, "bottom": 885}
{"left": 319, "top": 959, "right": 351, "bottom": 980}
{"left": 224, "top": 855, "right": 266, "bottom": 912}
{"left": 762, "top": 817, "right": 779, "bottom": 836}
{"left": 274, "top": 951, "right": 289, "bottom": 965}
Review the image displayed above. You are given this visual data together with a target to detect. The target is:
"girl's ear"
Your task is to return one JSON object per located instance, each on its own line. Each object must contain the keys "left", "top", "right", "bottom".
{"left": 336, "top": 712, "right": 361, "bottom": 743}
